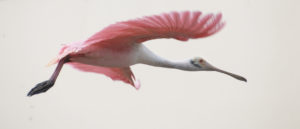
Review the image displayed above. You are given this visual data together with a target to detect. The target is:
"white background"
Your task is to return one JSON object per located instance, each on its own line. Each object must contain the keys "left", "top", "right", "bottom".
{"left": 0, "top": 0, "right": 299, "bottom": 129}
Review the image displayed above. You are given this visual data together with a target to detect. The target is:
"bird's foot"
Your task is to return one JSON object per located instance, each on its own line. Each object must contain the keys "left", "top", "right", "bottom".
{"left": 27, "top": 80, "right": 55, "bottom": 97}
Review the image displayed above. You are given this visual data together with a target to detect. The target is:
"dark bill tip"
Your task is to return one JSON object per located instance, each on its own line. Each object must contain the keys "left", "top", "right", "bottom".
{"left": 214, "top": 68, "right": 247, "bottom": 83}
{"left": 237, "top": 76, "right": 247, "bottom": 82}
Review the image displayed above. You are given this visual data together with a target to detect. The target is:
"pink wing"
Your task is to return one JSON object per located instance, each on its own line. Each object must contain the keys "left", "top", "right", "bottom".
{"left": 84, "top": 11, "right": 225, "bottom": 46}
{"left": 51, "top": 11, "right": 225, "bottom": 63}
{"left": 69, "top": 62, "right": 140, "bottom": 90}
{"left": 47, "top": 11, "right": 224, "bottom": 88}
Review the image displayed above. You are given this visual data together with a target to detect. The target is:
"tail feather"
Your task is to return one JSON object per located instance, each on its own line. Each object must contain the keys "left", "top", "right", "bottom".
{"left": 46, "top": 57, "right": 59, "bottom": 67}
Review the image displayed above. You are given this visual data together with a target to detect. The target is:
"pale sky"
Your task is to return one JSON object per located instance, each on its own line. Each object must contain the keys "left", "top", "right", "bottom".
{"left": 0, "top": 0, "right": 299, "bottom": 129}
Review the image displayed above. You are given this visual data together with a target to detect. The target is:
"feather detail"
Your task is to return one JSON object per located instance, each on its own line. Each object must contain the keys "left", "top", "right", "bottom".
{"left": 53, "top": 11, "right": 225, "bottom": 63}
{"left": 69, "top": 63, "right": 140, "bottom": 89}
{"left": 84, "top": 11, "right": 225, "bottom": 45}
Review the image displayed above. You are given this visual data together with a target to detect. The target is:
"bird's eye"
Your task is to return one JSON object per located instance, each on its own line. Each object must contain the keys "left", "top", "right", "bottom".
{"left": 199, "top": 59, "right": 204, "bottom": 63}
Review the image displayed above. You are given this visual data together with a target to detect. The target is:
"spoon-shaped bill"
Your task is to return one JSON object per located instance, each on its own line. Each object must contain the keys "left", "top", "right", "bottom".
{"left": 214, "top": 68, "right": 247, "bottom": 82}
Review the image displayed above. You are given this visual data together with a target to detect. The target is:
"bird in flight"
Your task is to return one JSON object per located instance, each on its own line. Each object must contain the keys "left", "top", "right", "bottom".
{"left": 28, "top": 11, "right": 246, "bottom": 97}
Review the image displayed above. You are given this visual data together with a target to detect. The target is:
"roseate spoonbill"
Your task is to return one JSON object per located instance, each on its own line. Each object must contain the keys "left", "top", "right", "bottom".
{"left": 27, "top": 11, "right": 246, "bottom": 97}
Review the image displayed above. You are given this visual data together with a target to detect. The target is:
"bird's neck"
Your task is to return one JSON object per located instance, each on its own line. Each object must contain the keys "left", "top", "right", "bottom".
{"left": 137, "top": 45, "right": 197, "bottom": 71}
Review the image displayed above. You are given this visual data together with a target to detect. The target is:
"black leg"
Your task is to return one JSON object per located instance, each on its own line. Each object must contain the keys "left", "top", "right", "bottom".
{"left": 27, "top": 56, "right": 69, "bottom": 97}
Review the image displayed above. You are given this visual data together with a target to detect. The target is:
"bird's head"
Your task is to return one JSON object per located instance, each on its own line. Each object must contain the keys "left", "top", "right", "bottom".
{"left": 190, "top": 57, "right": 247, "bottom": 82}
{"left": 190, "top": 57, "right": 211, "bottom": 70}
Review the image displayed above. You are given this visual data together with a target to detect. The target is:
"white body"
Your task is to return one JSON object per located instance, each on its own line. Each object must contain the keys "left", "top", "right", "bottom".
{"left": 71, "top": 44, "right": 199, "bottom": 71}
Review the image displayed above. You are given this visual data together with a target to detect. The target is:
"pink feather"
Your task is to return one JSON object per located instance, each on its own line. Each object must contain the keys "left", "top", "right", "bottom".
{"left": 49, "top": 11, "right": 224, "bottom": 88}
{"left": 69, "top": 62, "right": 140, "bottom": 89}
{"left": 84, "top": 11, "right": 224, "bottom": 46}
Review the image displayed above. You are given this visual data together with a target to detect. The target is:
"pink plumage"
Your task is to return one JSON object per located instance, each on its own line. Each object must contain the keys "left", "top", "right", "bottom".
{"left": 29, "top": 11, "right": 247, "bottom": 97}
{"left": 69, "top": 62, "right": 140, "bottom": 89}
{"left": 85, "top": 11, "right": 224, "bottom": 45}
{"left": 47, "top": 11, "right": 225, "bottom": 89}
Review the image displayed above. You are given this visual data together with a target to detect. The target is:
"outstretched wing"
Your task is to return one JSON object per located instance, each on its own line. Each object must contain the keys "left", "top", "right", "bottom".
{"left": 69, "top": 62, "right": 140, "bottom": 89}
{"left": 84, "top": 11, "right": 225, "bottom": 46}
{"left": 48, "top": 11, "right": 225, "bottom": 66}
